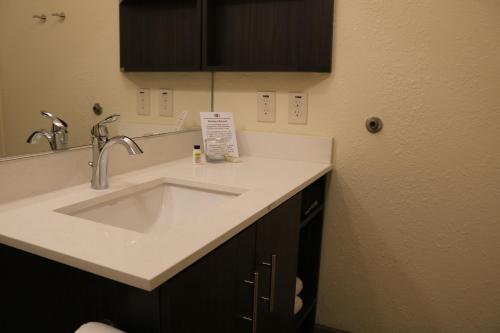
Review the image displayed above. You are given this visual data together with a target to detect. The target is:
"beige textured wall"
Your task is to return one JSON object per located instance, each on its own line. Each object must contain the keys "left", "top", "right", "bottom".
{"left": 0, "top": 88, "right": 5, "bottom": 156}
{"left": 1, "top": 0, "right": 499, "bottom": 331}
{"left": 0, "top": 0, "right": 209, "bottom": 158}
{"left": 0, "top": 5, "right": 5, "bottom": 156}
{"left": 213, "top": 1, "right": 500, "bottom": 332}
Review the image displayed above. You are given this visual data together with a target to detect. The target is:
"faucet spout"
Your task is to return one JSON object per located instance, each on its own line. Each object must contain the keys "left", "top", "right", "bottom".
{"left": 27, "top": 130, "right": 56, "bottom": 150}
{"left": 104, "top": 136, "right": 143, "bottom": 156}
{"left": 91, "top": 135, "right": 143, "bottom": 190}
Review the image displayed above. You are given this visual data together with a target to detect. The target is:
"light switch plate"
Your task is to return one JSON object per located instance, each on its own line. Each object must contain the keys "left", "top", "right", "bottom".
{"left": 159, "top": 89, "right": 174, "bottom": 117}
{"left": 257, "top": 91, "right": 276, "bottom": 122}
{"left": 136, "top": 88, "right": 151, "bottom": 116}
{"left": 288, "top": 92, "right": 308, "bottom": 124}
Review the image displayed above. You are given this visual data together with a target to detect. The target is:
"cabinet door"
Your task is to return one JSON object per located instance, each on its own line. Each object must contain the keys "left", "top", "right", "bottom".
{"left": 0, "top": 244, "right": 161, "bottom": 333}
{"left": 202, "top": 0, "right": 333, "bottom": 72}
{"left": 161, "top": 225, "right": 257, "bottom": 333}
{"left": 120, "top": 0, "right": 202, "bottom": 71}
{"left": 0, "top": 244, "right": 92, "bottom": 332}
{"left": 256, "top": 194, "right": 301, "bottom": 333}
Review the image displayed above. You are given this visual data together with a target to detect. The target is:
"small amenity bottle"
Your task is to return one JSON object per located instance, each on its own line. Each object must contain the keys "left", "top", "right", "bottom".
{"left": 193, "top": 145, "right": 202, "bottom": 164}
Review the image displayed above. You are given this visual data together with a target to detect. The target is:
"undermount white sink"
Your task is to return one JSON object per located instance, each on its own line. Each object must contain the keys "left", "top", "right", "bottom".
{"left": 56, "top": 179, "right": 245, "bottom": 234}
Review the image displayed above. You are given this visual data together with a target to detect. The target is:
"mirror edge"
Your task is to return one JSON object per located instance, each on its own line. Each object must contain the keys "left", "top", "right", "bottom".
{"left": 0, "top": 128, "right": 201, "bottom": 164}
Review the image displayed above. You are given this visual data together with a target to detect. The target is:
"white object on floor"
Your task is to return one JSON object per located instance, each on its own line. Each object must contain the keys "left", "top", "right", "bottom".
{"left": 296, "top": 277, "right": 304, "bottom": 295}
{"left": 75, "top": 322, "right": 125, "bottom": 333}
{"left": 294, "top": 296, "right": 304, "bottom": 315}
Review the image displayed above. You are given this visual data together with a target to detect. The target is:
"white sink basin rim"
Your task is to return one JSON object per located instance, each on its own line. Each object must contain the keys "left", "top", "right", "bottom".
{"left": 56, "top": 179, "right": 245, "bottom": 234}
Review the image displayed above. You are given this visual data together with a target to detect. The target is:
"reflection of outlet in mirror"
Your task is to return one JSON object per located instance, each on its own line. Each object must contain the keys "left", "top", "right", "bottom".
{"left": 136, "top": 88, "right": 151, "bottom": 115}
{"left": 159, "top": 89, "right": 174, "bottom": 117}
{"left": 288, "top": 93, "right": 308, "bottom": 124}
{"left": 257, "top": 91, "right": 276, "bottom": 122}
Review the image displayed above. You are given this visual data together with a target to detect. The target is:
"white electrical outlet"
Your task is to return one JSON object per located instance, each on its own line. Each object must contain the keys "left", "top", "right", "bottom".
{"left": 159, "top": 89, "right": 174, "bottom": 117}
{"left": 136, "top": 88, "right": 151, "bottom": 115}
{"left": 288, "top": 92, "right": 308, "bottom": 124}
{"left": 257, "top": 91, "right": 276, "bottom": 122}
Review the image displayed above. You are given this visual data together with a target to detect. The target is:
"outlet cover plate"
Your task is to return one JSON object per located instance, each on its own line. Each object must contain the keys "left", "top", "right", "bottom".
{"left": 136, "top": 88, "right": 151, "bottom": 116}
{"left": 159, "top": 89, "right": 174, "bottom": 117}
{"left": 288, "top": 92, "right": 308, "bottom": 124}
{"left": 257, "top": 91, "right": 276, "bottom": 123}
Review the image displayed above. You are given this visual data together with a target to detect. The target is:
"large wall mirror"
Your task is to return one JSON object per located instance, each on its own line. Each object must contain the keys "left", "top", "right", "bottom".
{"left": 0, "top": 1, "right": 210, "bottom": 160}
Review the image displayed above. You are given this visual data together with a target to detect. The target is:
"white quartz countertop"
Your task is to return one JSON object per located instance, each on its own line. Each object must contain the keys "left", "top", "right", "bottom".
{"left": 0, "top": 156, "right": 331, "bottom": 291}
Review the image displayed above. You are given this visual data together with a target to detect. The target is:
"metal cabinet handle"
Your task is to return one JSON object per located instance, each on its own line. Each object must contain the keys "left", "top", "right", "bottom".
{"left": 261, "top": 254, "right": 277, "bottom": 312}
{"left": 305, "top": 200, "right": 319, "bottom": 216}
{"left": 52, "top": 12, "right": 66, "bottom": 19}
{"left": 242, "top": 272, "right": 260, "bottom": 333}
{"left": 32, "top": 14, "right": 47, "bottom": 22}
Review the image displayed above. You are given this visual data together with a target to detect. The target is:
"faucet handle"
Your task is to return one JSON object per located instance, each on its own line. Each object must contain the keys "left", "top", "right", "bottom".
{"left": 98, "top": 114, "right": 120, "bottom": 126}
{"left": 92, "top": 114, "right": 120, "bottom": 139}
{"left": 40, "top": 111, "right": 68, "bottom": 130}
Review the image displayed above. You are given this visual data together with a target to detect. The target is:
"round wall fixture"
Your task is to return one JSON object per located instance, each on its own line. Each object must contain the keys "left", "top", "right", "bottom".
{"left": 366, "top": 117, "right": 383, "bottom": 134}
{"left": 93, "top": 103, "right": 103, "bottom": 116}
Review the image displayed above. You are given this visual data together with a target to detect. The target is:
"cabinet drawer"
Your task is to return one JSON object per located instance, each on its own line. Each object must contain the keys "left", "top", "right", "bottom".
{"left": 301, "top": 176, "right": 326, "bottom": 220}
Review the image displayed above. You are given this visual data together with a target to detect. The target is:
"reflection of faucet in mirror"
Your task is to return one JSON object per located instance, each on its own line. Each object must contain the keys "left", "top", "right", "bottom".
{"left": 89, "top": 114, "right": 143, "bottom": 190}
{"left": 26, "top": 111, "right": 69, "bottom": 151}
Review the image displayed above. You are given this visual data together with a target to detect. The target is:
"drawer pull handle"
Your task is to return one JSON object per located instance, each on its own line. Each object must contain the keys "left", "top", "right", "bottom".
{"left": 261, "top": 254, "right": 277, "bottom": 312}
{"left": 241, "top": 272, "right": 259, "bottom": 333}
{"left": 304, "top": 200, "right": 319, "bottom": 216}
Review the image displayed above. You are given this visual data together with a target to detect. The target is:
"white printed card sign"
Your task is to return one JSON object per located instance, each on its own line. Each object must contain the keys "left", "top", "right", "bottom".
{"left": 200, "top": 112, "right": 239, "bottom": 158}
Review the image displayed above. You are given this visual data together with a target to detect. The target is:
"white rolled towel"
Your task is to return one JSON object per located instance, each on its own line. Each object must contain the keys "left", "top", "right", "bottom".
{"left": 296, "top": 277, "right": 304, "bottom": 296}
{"left": 75, "top": 322, "right": 126, "bottom": 333}
{"left": 294, "top": 296, "right": 304, "bottom": 315}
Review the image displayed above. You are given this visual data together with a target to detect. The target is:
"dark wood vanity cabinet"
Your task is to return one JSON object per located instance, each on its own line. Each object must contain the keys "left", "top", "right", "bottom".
{"left": 120, "top": 0, "right": 334, "bottom": 72}
{"left": 161, "top": 223, "right": 257, "bottom": 333}
{"left": 0, "top": 176, "right": 327, "bottom": 333}
{"left": 161, "top": 193, "right": 302, "bottom": 333}
{"left": 255, "top": 194, "right": 301, "bottom": 333}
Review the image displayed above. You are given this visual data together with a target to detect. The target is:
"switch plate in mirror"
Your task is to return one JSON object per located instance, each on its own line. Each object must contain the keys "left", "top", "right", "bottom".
{"left": 137, "top": 88, "right": 151, "bottom": 116}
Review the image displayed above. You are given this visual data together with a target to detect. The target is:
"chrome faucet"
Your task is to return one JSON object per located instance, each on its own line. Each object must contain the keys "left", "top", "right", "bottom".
{"left": 27, "top": 111, "right": 68, "bottom": 150}
{"left": 89, "top": 114, "right": 143, "bottom": 190}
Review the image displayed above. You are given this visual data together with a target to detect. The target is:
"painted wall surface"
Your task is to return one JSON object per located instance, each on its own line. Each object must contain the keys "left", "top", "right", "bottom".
{"left": 0, "top": 0, "right": 498, "bottom": 331}
{"left": 213, "top": 1, "right": 500, "bottom": 332}
{"left": 0, "top": 8, "right": 5, "bottom": 156}
{"left": 0, "top": 0, "right": 209, "bottom": 158}
{"left": 0, "top": 88, "right": 5, "bottom": 156}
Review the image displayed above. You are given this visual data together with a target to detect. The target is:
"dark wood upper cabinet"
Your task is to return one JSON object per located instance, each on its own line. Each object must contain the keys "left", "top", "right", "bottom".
{"left": 203, "top": 0, "right": 334, "bottom": 72}
{"left": 120, "top": 0, "right": 334, "bottom": 72}
{"left": 120, "top": 0, "right": 203, "bottom": 71}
